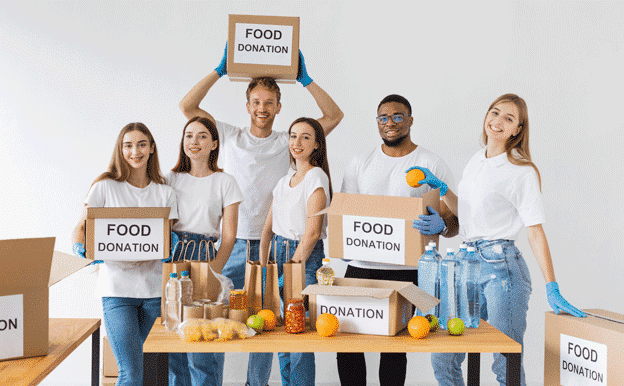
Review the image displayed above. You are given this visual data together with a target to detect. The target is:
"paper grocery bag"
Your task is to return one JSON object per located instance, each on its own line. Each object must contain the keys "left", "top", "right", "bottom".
{"left": 283, "top": 259, "right": 306, "bottom": 309}
{"left": 161, "top": 240, "right": 190, "bottom": 323}
{"left": 263, "top": 250, "right": 281, "bottom": 318}
{"left": 245, "top": 257, "right": 263, "bottom": 315}
{"left": 190, "top": 240, "right": 221, "bottom": 303}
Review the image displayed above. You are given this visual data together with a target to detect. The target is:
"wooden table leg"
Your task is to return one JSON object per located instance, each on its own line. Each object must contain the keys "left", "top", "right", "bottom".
{"left": 143, "top": 352, "right": 168, "bottom": 386}
{"left": 467, "top": 352, "right": 480, "bottom": 386}
{"left": 91, "top": 327, "right": 100, "bottom": 386}
{"left": 505, "top": 352, "right": 521, "bottom": 386}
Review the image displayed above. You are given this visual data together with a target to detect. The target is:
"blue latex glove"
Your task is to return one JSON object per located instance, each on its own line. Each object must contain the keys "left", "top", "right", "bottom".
{"left": 215, "top": 42, "right": 228, "bottom": 77}
{"left": 412, "top": 206, "right": 445, "bottom": 235}
{"left": 406, "top": 166, "right": 448, "bottom": 196}
{"left": 73, "top": 242, "right": 103, "bottom": 265}
{"left": 162, "top": 232, "right": 180, "bottom": 263}
{"left": 296, "top": 50, "right": 313, "bottom": 87}
{"left": 546, "top": 282, "right": 586, "bottom": 317}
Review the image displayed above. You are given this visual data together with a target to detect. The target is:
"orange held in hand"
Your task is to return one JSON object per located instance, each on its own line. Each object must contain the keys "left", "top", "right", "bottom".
{"left": 407, "top": 316, "right": 430, "bottom": 339}
{"left": 316, "top": 313, "right": 339, "bottom": 337}
{"left": 257, "top": 309, "right": 277, "bottom": 331}
{"left": 406, "top": 168, "right": 426, "bottom": 188}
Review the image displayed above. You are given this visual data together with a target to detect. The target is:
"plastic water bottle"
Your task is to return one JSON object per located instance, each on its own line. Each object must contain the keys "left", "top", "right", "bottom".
{"left": 417, "top": 245, "right": 439, "bottom": 317}
{"left": 165, "top": 272, "right": 182, "bottom": 331}
{"left": 455, "top": 243, "right": 468, "bottom": 262}
{"left": 459, "top": 246, "right": 481, "bottom": 328}
{"left": 316, "top": 258, "right": 335, "bottom": 285}
{"left": 439, "top": 248, "right": 460, "bottom": 330}
{"left": 428, "top": 241, "right": 442, "bottom": 260}
{"left": 180, "top": 271, "right": 193, "bottom": 306}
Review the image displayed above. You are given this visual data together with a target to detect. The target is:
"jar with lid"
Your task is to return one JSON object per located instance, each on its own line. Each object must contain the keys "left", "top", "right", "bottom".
{"left": 229, "top": 290, "right": 247, "bottom": 310}
{"left": 285, "top": 298, "right": 305, "bottom": 334}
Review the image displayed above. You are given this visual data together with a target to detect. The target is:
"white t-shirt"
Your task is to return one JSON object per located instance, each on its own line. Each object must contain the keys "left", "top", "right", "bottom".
{"left": 216, "top": 121, "right": 290, "bottom": 239}
{"left": 341, "top": 145, "right": 455, "bottom": 270}
{"left": 166, "top": 171, "right": 243, "bottom": 238}
{"left": 272, "top": 167, "right": 331, "bottom": 240}
{"left": 458, "top": 149, "right": 545, "bottom": 242}
{"left": 85, "top": 179, "right": 178, "bottom": 298}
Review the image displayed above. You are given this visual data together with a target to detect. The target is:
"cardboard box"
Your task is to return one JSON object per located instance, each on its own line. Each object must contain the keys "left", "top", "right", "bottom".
{"left": 227, "top": 14, "right": 299, "bottom": 83}
{"left": 102, "top": 336, "right": 118, "bottom": 377}
{"left": 316, "top": 191, "right": 439, "bottom": 267}
{"left": 86, "top": 207, "right": 171, "bottom": 261}
{"left": 545, "top": 309, "right": 624, "bottom": 385}
{"left": 0, "top": 238, "right": 91, "bottom": 361}
{"left": 301, "top": 277, "right": 439, "bottom": 336}
{"left": 102, "top": 376, "right": 118, "bottom": 386}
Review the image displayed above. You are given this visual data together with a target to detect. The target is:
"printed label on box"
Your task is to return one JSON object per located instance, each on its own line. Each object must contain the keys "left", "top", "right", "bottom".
{"left": 233, "top": 23, "right": 294, "bottom": 65}
{"left": 316, "top": 294, "right": 390, "bottom": 335}
{"left": 560, "top": 333, "right": 607, "bottom": 385}
{"left": 0, "top": 294, "right": 24, "bottom": 360}
{"left": 342, "top": 215, "right": 406, "bottom": 265}
{"left": 93, "top": 218, "right": 164, "bottom": 260}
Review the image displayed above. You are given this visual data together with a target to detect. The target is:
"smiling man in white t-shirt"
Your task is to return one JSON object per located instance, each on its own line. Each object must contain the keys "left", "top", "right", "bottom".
{"left": 179, "top": 47, "right": 343, "bottom": 386}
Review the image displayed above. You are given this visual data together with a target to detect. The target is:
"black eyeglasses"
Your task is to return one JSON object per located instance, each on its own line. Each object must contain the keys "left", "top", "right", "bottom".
{"left": 376, "top": 114, "right": 408, "bottom": 125}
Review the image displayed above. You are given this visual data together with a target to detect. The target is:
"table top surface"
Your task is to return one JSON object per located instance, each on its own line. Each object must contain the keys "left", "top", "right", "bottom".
{"left": 0, "top": 318, "right": 101, "bottom": 386}
{"left": 143, "top": 318, "right": 521, "bottom": 354}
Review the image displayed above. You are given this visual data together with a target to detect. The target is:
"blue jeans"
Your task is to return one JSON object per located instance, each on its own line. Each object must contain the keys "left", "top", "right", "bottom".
{"left": 102, "top": 297, "right": 161, "bottom": 386}
{"left": 223, "top": 239, "right": 271, "bottom": 386}
{"left": 431, "top": 239, "right": 532, "bottom": 386}
{"left": 169, "top": 231, "right": 224, "bottom": 386}
{"left": 274, "top": 235, "right": 323, "bottom": 386}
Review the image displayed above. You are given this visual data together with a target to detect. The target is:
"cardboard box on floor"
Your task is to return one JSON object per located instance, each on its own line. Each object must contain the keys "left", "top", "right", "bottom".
{"left": 227, "top": 14, "right": 299, "bottom": 83}
{"left": 302, "top": 277, "right": 439, "bottom": 336}
{"left": 85, "top": 207, "right": 171, "bottom": 261}
{"left": 316, "top": 191, "right": 439, "bottom": 267}
{"left": 0, "top": 237, "right": 91, "bottom": 361}
{"left": 545, "top": 309, "right": 624, "bottom": 385}
{"left": 102, "top": 336, "right": 118, "bottom": 377}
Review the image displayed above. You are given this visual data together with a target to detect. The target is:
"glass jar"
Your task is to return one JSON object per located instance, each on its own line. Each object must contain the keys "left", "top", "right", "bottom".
{"left": 229, "top": 290, "right": 247, "bottom": 310}
{"left": 285, "top": 298, "right": 305, "bottom": 334}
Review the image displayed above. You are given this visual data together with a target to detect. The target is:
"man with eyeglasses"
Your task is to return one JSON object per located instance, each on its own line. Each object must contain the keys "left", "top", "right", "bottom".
{"left": 337, "top": 94, "right": 458, "bottom": 386}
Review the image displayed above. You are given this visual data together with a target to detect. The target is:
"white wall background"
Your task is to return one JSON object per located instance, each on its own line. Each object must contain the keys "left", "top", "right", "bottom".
{"left": 1, "top": 1, "right": 623, "bottom": 385}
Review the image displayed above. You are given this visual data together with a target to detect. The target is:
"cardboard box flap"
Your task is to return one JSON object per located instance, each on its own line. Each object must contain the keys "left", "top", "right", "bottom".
{"left": 0, "top": 237, "right": 55, "bottom": 289}
{"left": 396, "top": 283, "right": 440, "bottom": 313}
{"left": 584, "top": 309, "right": 624, "bottom": 328}
{"left": 49, "top": 250, "right": 92, "bottom": 286}
{"left": 302, "top": 284, "right": 396, "bottom": 299}
{"left": 318, "top": 191, "right": 439, "bottom": 219}
{"left": 87, "top": 207, "right": 171, "bottom": 219}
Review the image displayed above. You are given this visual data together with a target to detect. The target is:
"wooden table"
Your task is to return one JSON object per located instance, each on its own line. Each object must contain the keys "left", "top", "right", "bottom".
{"left": 0, "top": 318, "right": 101, "bottom": 386}
{"left": 143, "top": 318, "right": 522, "bottom": 386}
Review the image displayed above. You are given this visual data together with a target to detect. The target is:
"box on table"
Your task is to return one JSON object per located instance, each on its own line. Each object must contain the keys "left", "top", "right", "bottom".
{"left": 301, "top": 277, "right": 439, "bottom": 336}
{"left": 545, "top": 309, "right": 624, "bottom": 385}
{"left": 85, "top": 207, "right": 171, "bottom": 261}
{"left": 0, "top": 238, "right": 91, "bottom": 361}
{"left": 227, "top": 14, "right": 299, "bottom": 83}
{"left": 102, "top": 336, "right": 118, "bottom": 377}
{"left": 316, "top": 191, "right": 439, "bottom": 267}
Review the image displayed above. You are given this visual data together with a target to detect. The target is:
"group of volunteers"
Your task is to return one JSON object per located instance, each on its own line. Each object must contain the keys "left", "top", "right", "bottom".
{"left": 71, "top": 43, "right": 585, "bottom": 386}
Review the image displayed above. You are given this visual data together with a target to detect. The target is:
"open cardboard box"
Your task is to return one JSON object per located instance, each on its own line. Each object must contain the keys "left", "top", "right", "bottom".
{"left": 302, "top": 277, "right": 439, "bottom": 336}
{"left": 227, "top": 14, "right": 300, "bottom": 83}
{"left": 0, "top": 237, "right": 91, "bottom": 361}
{"left": 545, "top": 309, "right": 624, "bottom": 385}
{"left": 316, "top": 191, "right": 439, "bottom": 267}
{"left": 85, "top": 207, "right": 171, "bottom": 261}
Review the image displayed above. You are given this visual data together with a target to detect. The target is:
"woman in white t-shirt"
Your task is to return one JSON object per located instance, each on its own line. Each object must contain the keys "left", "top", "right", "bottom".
{"left": 259, "top": 117, "right": 332, "bottom": 386}
{"left": 413, "top": 94, "right": 585, "bottom": 386}
{"left": 72, "top": 122, "right": 178, "bottom": 386}
{"left": 166, "top": 116, "right": 243, "bottom": 386}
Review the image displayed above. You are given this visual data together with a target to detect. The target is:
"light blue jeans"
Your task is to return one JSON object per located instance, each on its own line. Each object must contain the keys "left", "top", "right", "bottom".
{"left": 274, "top": 235, "right": 323, "bottom": 386}
{"left": 102, "top": 296, "right": 161, "bottom": 386}
{"left": 223, "top": 239, "right": 272, "bottom": 386}
{"left": 431, "top": 239, "right": 532, "bottom": 386}
{"left": 169, "top": 231, "right": 224, "bottom": 386}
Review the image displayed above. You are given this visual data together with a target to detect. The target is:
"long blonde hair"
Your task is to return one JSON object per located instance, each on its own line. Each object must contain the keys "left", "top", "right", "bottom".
{"left": 481, "top": 94, "right": 541, "bottom": 190}
{"left": 93, "top": 122, "right": 166, "bottom": 185}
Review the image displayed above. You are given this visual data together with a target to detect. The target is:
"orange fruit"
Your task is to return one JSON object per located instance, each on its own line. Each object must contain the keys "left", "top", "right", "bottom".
{"left": 257, "top": 309, "right": 277, "bottom": 331}
{"left": 406, "top": 168, "right": 425, "bottom": 188}
{"left": 316, "top": 313, "right": 339, "bottom": 337}
{"left": 408, "top": 316, "right": 430, "bottom": 339}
